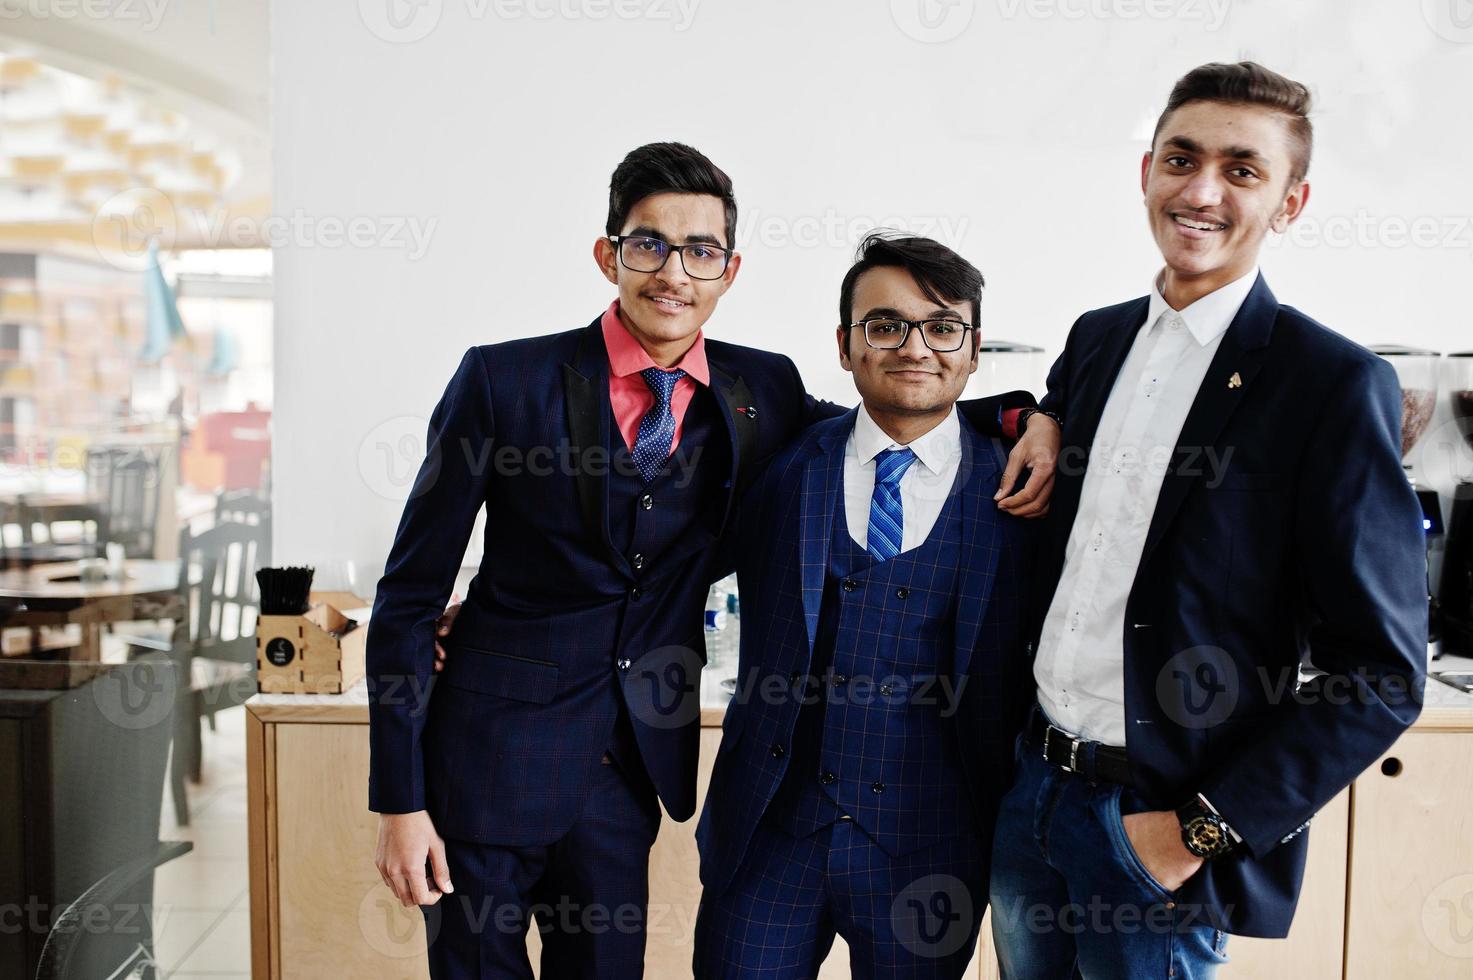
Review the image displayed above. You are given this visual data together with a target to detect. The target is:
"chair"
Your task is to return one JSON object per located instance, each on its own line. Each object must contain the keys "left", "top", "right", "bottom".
{"left": 213, "top": 488, "right": 273, "bottom": 566}
{"left": 32, "top": 841, "right": 193, "bottom": 980}
{"left": 0, "top": 495, "right": 106, "bottom": 570}
{"left": 214, "top": 487, "right": 271, "bottom": 526}
{"left": 18, "top": 651, "right": 192, "bottom": 980}
{"left": 128, "top": 520, "right": 265, "bottom": 825}
{"left": 84, "top": 446, "right": 161, "bottom": 558}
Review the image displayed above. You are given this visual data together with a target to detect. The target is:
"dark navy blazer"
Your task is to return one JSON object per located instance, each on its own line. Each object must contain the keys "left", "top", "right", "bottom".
{"left": 1033, "top": 274, "right": 1427, "bottom": 937}
{"left": 366, "top": 315, "right": 1032, "bottom": 846}
{"left": 697, "top": 409, "right": 1036, "bottom": 897}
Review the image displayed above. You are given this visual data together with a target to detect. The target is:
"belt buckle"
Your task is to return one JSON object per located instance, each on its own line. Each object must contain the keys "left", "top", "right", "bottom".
{"left": 1044, "top": 724, "right": 1082, "bottom": 775}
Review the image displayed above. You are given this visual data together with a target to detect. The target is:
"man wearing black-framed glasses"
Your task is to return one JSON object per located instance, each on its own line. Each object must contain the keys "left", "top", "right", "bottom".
{"left": 608, "top": 234, "right": 734, "bottom": 281}
{"left": 694, "top": 233, "right": 1037, "bottom": 978}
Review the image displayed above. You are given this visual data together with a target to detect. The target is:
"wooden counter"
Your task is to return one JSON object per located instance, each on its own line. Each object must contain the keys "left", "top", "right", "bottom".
{"left": 247, "top": 669, "right": 1473, "bottom": 979}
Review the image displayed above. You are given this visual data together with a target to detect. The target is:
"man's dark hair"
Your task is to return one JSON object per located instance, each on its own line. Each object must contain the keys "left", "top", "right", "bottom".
{"left": 606, "top": 142, "right": 738, "bottom": 249}
{"left": 838, "top": 233, "right": 984, "bottom": 353}
{"left": 1152, "top": 61, "right": 1314, "bottom": 185}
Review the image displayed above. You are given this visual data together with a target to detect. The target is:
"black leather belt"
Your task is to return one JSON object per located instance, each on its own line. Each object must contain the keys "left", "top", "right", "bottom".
{"left": 1024, "top": 708, "right": 1135, "bottom": 787}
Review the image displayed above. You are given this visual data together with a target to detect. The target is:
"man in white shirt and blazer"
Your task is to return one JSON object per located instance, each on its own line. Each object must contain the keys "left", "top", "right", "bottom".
{"left": 988, "top": 61, "right": 1428, "bottom": 979}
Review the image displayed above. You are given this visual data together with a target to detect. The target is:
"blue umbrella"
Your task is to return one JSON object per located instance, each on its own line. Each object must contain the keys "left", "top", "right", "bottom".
{"left": 140, "top": 239, "right": 186, "bottom": 362}
{"left": 206, "top": 324, "right": 239, "bottom": 375}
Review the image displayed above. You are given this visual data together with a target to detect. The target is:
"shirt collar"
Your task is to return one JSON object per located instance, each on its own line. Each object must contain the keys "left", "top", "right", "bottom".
{"left": 1145, "top": 266, "right": 1259, "bottom": 347}
{"left": 852, "top": 402, "right": 960, "bottom": 476}
{"left": 600, "top": 300, "right": 711, "bottom": 386}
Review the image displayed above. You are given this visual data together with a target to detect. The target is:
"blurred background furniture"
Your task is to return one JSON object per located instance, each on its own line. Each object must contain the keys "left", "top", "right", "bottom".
{"left": 0, "top": 652, "right": 188, "bottom": 980}
{"left": 180, "top": 409, "right": 271, "bottom": 493}
{"left": 33, "top": 839, "right": 193, "bottom": 980}
{"left": 0, "top": 558, "right": 182, "bottom": 661}
{"left": 84, "top": 445, "right": 163, "bottom": 559}
{"left": 0, "top": 492, "right": 105, "bottom": 570}
{"left": 128, "top": 512, "right": 267, "bottom": 825}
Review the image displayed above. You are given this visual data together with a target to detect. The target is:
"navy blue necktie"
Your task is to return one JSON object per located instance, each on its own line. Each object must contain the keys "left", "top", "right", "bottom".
{"left": 868, "top": 447, "right": 917, "bottom": 561}
{"left": 633, "top": 367, "right": 686, "bottom": 484}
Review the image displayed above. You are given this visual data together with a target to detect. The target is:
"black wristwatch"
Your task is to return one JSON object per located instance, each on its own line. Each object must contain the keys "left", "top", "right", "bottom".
{"left": 1177, "top": 800, "right": 1235, "bottom": 860}
{"left": 1016, "top": 408, "right": 1061, "bottom": 435}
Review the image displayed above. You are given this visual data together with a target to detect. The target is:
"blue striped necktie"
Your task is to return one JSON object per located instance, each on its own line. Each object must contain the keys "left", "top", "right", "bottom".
{"left": 633, "top": 366, "right": 686, "bottom": 484}
{"left": 867, "top": 447, "right": 917, "bottom": 562}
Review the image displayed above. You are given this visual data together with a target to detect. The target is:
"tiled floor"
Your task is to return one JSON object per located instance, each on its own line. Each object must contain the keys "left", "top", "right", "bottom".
{"left": 151, "top": 703, "right": 252, "bottom": 979}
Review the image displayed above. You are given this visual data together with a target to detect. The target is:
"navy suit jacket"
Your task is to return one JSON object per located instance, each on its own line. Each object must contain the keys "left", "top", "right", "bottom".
{"left": 1033, "top": 274, "right": 1427, "bottom": 937}
{"left": 366, "top": 315, "right": 1033, "bottom": 846}
{"left": 697, "top": 409, "right": 1035, "bottom": 897}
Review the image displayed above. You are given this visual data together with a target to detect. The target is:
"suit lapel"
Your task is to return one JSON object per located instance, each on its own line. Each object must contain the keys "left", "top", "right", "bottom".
{"left": 1139, "top": 274, "right": 1278, "bottom": 566}
{"left": 561, "top": 321, "right": 630, "bottom": 577}
{"left": 952, "top": 420, "right": 1003, "bottom": 679}
{"left": 799, "top": 411, "right": 855, "bottom": 652}
{"left": 709, "top": 365, "right": 757, "bottom": 537}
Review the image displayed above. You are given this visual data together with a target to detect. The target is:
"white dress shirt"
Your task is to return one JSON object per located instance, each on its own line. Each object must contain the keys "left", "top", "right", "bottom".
{"left": 843, "top": 403, "right": 962, "bottom": 554}
{"left": 1034, "top": 268, "right": 1259, "bottom": 746}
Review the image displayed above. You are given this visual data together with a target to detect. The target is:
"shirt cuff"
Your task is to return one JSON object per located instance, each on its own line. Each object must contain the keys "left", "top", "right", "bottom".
{"left": 1001, "top": 407, "right": 1025, "bottom": 441}
{"left": 1197, "top": 792, "right": 1244, "bottom": 843}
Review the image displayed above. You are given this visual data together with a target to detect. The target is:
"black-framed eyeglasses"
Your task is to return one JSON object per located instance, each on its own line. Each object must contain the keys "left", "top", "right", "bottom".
{"left": 847, "top": 317, "right": 976, "bottom": 352}
{"left": 609, "top": 235, "right": 733, "bottom": 281}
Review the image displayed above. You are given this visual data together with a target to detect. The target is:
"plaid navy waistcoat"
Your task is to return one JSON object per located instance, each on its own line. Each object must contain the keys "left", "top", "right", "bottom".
{"left": 767, "top": 481, "right": 976, "bottom": 857}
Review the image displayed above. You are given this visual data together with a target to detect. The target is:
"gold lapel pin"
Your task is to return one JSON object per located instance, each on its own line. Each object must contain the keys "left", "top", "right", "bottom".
{"left": 1227, "top": 372, "right": 1243, "bottom": 390}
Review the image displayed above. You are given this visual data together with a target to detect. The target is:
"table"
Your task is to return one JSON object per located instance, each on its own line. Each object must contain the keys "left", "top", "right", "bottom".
{"left": 0, "top": 558, "right": 183, "bottom": 660}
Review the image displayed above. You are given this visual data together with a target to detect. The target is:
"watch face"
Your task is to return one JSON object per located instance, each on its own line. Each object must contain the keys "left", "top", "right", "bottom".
{"left": 1186, "top": 816, "right": 1229, "bottom": 857}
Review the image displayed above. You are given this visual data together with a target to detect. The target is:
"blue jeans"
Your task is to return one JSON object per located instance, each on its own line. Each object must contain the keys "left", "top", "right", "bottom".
{"left": 988, "top": 738, "right": 1229, "bottom": 980}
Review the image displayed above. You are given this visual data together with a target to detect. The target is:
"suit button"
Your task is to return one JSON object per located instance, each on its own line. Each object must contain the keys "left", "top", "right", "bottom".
{"left": 820, "top": 771, "right": 836, "bottom": 786}
{"left": 632, "top": 553, "right": 645, "bottom": 570}
{"left": 640, "top": 493, "right": 654, "bottom": 510}
{"left": 871, "top": 782, "right": 885, "bottom": 794}
{"left": 630, "top": 587, "right": 642, "bottom": 600}
{"left": 896, "top": 587, "right": 910, "bottom": 599}
{"left": 832, "top": 673, "right": 848, "bottom": 688}
{"left": 841, "top": 578, "right": 858, "bottom": 592}
{"left": 617, "top": 658, "right": 631, "bottom": 670}
{"left": 770, "top": 743, "right": 785, "bottom": 759}
{"left": 879, "top": 684, "right": 894, "bottom": 697}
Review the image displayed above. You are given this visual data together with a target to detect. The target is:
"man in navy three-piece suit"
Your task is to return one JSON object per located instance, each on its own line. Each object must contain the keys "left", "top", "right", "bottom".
{"left": 365, "top": 143, "right": 1059, "bottom": 979}
{"left": 694, "top": 234, "right": 1038, "bottom": 978}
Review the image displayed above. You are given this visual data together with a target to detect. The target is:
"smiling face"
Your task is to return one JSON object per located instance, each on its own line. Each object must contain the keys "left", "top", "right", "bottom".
{"left": 594, "top": 191, "right": 740, "bottom": 365}
{"left": 836, "top": 264, "right": 978, "bottom": 423}
{"left": 1142, "top": 99, "right": 1310, "bottom": 304}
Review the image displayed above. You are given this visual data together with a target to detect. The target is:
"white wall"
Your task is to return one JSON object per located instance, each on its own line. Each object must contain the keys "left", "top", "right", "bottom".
{"left": 271, "top": 0, "right": 1473, "bottom": 585}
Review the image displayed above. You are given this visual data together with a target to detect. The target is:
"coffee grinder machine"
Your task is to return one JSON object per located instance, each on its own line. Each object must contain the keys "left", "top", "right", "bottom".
{"left": 1439, "top": 351, "right": 1473, "bottom": 656}
{"left": 1370, "top": 346, "right": 1443, "bottom": 646}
